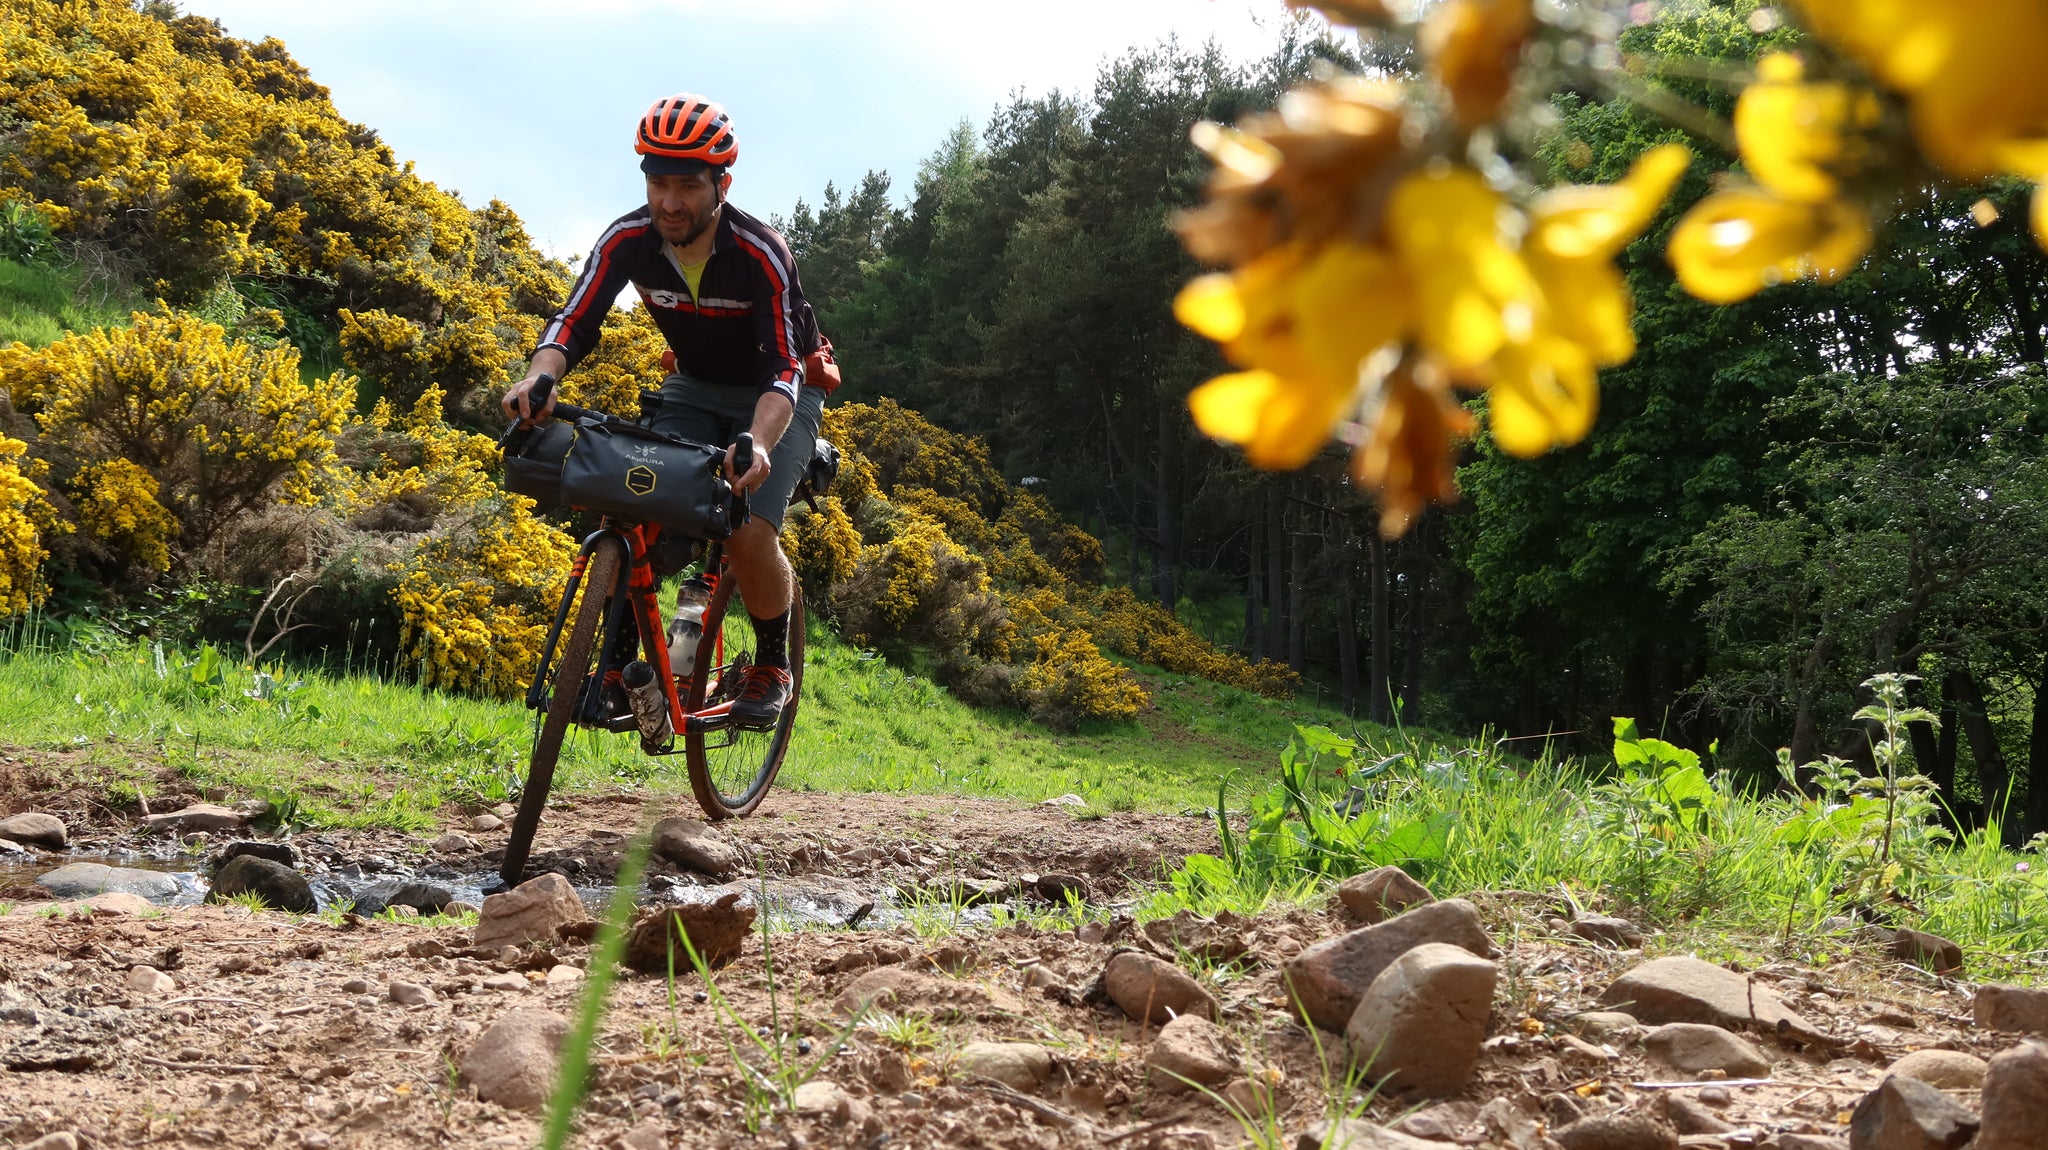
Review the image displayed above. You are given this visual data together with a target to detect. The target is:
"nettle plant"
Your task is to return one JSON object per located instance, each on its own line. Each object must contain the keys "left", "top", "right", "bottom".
{"left": 1774, "top": 672, "right": 1950, "bottom": 915}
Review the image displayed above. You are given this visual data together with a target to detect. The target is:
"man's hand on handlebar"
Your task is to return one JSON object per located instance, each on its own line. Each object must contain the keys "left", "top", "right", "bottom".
{"left": 502, "top": 375, "right": 557, "bottom": 428}
{"left": 724, "top": 436, "right": 769, "bottom": 495}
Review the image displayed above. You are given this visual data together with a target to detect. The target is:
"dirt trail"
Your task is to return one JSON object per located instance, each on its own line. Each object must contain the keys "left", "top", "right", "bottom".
{"left": 0, "top": 762, "right": 2012, "bottom": 1150}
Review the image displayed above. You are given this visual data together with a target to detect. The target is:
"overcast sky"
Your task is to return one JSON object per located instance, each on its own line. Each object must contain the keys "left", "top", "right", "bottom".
{"left": 186, "top": 0, "right": 1304, "bottom": 264}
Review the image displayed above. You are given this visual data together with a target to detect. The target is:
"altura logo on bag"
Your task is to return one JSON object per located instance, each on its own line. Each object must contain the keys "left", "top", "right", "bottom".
{"left": 624, "top": 465, "right": 657, "bottom": 496}
{"left": 630, "top": 443, "right": 667, "bottom": 466}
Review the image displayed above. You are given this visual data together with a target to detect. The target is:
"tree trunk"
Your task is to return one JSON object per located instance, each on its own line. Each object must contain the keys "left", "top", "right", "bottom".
{"left": 1400, "top": 517, "right": 1426, "bottom": 720}
{"left": 1951, "top": 665, "right": 2014, "bottom": 841}
{"left": 1368, "top": 528, "right": 1391, "bottom": 724}
{"left": 1151, "top": 408, "right": 1177, "bottom": 611}
{"left": 1789, "top": 635, "right": 1835, "bottom": 766}
{"left": 1244, "top": 558, "right": 1263, "bottom": 661}
{"left": 2028, "top": 654, "right": 2048, "bottom": 841}
{"left": 1336, "top": 522, "right": 1361, "bottom": 713}
{"left": 1265, "top": 484, "right": 1286, "bottom": 659}
{"left": 1286, "top": 483, "right": 1308, "bottom": 672}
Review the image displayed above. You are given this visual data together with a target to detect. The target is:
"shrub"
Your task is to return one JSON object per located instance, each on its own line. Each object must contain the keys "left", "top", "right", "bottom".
{"left": 0, "top": 434, "right": 62, "bottom": 614}
{"left": 390, "top": 495, "right": 574, "bottom": 698}
{"left": 73, "top": 457, "right": 178, "bottom": 574}
{"left": 1019, "top": 628, "right": 1148, "bottom": 727}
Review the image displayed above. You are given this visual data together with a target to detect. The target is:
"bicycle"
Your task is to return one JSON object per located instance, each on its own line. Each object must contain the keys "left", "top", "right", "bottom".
{"left": 494, "top": 374, "right": 831, "bottom": 888}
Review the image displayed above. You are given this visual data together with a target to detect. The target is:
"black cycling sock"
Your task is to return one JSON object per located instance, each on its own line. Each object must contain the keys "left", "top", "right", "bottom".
{"left": 750, "top": 610, "right": 790, "bottom": 670}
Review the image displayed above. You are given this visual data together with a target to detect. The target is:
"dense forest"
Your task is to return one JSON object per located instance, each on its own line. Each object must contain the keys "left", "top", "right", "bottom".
{"left": 781, "top": 5, "right": 2048, "bottom": 835}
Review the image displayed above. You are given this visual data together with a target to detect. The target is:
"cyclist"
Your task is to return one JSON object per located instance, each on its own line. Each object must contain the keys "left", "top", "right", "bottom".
{"left": 502, "top": 93, "right": 824, "bottom": 727}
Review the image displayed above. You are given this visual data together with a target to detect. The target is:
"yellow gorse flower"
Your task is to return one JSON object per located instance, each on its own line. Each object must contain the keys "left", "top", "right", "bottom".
{"left": 1733, "top": 53, "right": 1883, "bottom": 204}
{"left": 1668, "top": 188, "right": 1872, "bottom": 304}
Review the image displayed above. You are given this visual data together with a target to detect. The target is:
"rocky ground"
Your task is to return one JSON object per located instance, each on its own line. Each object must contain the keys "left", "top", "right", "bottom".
{"left": 0, "top": 757, "right": 2044, "bottom": 1150}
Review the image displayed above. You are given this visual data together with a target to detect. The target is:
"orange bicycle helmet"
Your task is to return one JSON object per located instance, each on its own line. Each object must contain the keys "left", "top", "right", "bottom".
{"left": 636, "top": 94, "right": 738, "bottom": 174}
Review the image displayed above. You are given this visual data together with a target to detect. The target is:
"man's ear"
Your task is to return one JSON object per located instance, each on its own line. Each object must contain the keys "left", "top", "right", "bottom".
{"left": 717, "top": 172, "right": 733, "bottom": 198}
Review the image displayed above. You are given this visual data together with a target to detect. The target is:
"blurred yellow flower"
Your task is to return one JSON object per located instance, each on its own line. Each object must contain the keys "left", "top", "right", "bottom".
{"left": 1793, "top": 0, "right": 2048, "bottom": 181}
{"left": 1489, "top": 335, "right": 1597, "bottom": 459}
{"left": 1734, "top": 52, "right": 1881, "bottom": 203}
{"left": 1388, "top": 167, "right": 1536, "bottom": 370}
{"left": 1525, "top": 144, "right": 1691, "bottom": 365}
{"left": 1668, "top": 187, "right": 1872, "bottom": 303}
{"left": 1355, "top": 364, "right": 1472, "bottom": 536}
{"left": 1421, "top": 0, "right": 1535, "bottom": 129}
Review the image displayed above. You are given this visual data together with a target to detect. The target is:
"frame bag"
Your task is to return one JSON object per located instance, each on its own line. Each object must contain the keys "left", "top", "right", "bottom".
{"left": 558, "top": 421, "right": 734, "bottom": 540}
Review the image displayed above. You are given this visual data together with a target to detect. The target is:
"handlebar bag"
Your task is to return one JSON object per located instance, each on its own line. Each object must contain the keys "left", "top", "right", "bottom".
{"left": 558, "top": 420, "right": 734, "bottom": 540}
{"left": 502, "top": 419, "right": 576, "bottom": 511}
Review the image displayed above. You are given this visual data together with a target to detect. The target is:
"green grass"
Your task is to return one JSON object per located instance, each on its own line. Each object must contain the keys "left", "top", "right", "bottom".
{"left": 0, "top": 614, "right": 1368, "bottom": 832}
{"left": 0, "top": 256, "right": 138, "bottom": 348}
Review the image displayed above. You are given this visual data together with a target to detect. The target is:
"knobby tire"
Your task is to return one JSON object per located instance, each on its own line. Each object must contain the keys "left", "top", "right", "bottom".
{"left": 499, "top": 537, "right": 624, "bottom": 888}
{"left": 685, "top": 578, "right": 803, "bottom": 819}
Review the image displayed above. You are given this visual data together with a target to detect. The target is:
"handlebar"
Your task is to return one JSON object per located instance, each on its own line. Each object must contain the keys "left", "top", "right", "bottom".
{"left": 502, "top": 373, "right": 760, "bottom": 486}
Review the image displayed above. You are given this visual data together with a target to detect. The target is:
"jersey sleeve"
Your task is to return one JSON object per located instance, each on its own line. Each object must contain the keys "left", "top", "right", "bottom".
{"left": 533, "top": 217, "right": 646, "bottom": 372}
{"left": 730, "top": 226, "right": 806, "bottom": 404}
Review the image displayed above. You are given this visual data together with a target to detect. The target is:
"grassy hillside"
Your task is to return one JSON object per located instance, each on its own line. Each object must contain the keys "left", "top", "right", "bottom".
{"left": 0, "top": 616, "right": 1372, "bottom": 832}
{"left": 0, "top": 256, "right": 138, "bottom": 348}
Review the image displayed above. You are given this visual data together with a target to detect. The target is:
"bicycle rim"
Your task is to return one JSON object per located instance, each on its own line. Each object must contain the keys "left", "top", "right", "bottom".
{"left": 685, "top": 578, "right": 802, "bottom": 819}
{"left": 501, "top": 537, "right": 624, "bottom": 887}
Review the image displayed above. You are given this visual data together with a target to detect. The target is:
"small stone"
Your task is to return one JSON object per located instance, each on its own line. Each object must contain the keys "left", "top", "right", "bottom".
{"left": 614, "top": 1120, "right": 667, "bottom": 1150}
{"left": 300, "top": 1133, "right": 330, "bottom": 1150}
{"left": 1660, "top": 1094, "right": 1733, "bottom": 1135}
{"left": 1034, "top": 873, "right": 1087, "bottom": 903}
{"left": 1976, "top": 1042, "right": 2048, "bottom": 1150}
{"left": 624, "top": 891, "right": 755, "bottom": 972}
{"left": 1778, "top": 1137, "right": 1850, "bottom": 1150}
{"left": 431, "top": 832, "right": 478, "bottom": 854}
{"left": 1283, "top": 899, "right": 1494, "bottom": 1032}
{"left": 1600, "top": 956, "right": 1824, "bottom": 1043}
{"left": 1553, "top": 1113, "right": 1679, "bottom": 1150}
{"left": 1298, "top": 1119, "right": 1458, "bottom": 1150}
{"left": 1345, "top": 942, "right": 1497, "bottom": 1097}
{"left": 389, "top": 981, "right": 433, "bottom": 1006}
{"left": 545, "top": 964, "right": 584, "bottom": 987}
{"left": 1698, "top": 1086, "right": 1731, "bottom": 1106}
{"left": 212, "top": 840, "right": 296, "bottom": 869}
{"left": 1394, "top": 1101, "right": 1482, "bottom": 1141}
{"left": 1890, "top": 929, "right": 1963, "bottom": 974}
{"left": 341, "top": 978, "right": 371, "bottom": 994}
{"left": 956, "top": 1040, "right": 1054, "bottom": 1089}
{"left": 1147, "top": 1014, "right": 1239, "bottom": 1094}
{"left": 207, "top": 855, "right": 316, "bottom": 914}
{"left": 1223, "top": 1075, "right": 1286, "bottom": 1117}
{"left": 1103, "top": 951, "right": 1218, "bottom": 1024}
{"left": 792, "top": 1079, "right": 865, "bottom": 1125}
{"left": 125, "top": 965, "right": 175, "bottom": 994}
{"left": 1644, "top": 1023, "right": 1772, "bottom": 1078}
{"left": 1848, "top": 1075, "right": 1979, "bottom": 1150}
{"left": 1570, "top": 915, "right": 1645, "bottom": 948}
{"left": 1976, "top": 984, "right": 2048, "bottom": 1034}
{"left": 471, "top": 814, "right": 504, "bottom": 833}
{"left": 0, "top": 812, "right": 67, "bottom": 849}
{"left": 73, "top": 891, "right": 152, "bottom": 915}
{"left": 1336, "top": 866, "right": 1436, "bottom": 925}
{"left": 350, "top": 880, "right": 456, "bottom": 918}
{"left": 462, "top": 1009, "right": 571, "bottom": 1111}
{"left": 482, "top": 973, "right": 527, "bottom": 991}
{"left": 1884, "top": 1049, "right": 1988, "bottom": 1091}
{"left": 652, "top": 816, "right": 744, "bottom": 878}
{"left": 141, "top": 803, "right": 247, "bottom": 833}
{"left": 493, "top": 803, "right": 516, "bottom": 817}
{"left": 1569, "top": 1011, "right": 1645, "bottom": 1042}
{"left": 22, "top": 1134, "right": 81, "bottom": 1150}
{"left": 445, "top": 900, "right": 480, "bottom": 917}
{"left": 474, "top": 873, "right": 592, "bottom": 951}
{"left": 1556, "top": 1034, "right": 1613, "bottom": 1067}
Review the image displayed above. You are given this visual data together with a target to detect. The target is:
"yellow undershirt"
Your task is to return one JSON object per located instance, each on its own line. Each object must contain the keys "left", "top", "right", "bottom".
{"left": 668, "top": 242, "right": 709, "bottom": 301}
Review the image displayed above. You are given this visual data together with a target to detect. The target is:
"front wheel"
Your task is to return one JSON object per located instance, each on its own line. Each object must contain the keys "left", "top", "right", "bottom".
{"left": 685, "top": 577, "right": 802, "bottom": 819}
{"left": 500, "top": 536, "right": 624, "bottom": 888}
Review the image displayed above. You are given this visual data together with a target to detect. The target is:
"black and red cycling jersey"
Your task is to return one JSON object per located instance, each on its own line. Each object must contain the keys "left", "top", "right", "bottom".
{"left": 534, "top": 202, "right": 820, "bottom": 405}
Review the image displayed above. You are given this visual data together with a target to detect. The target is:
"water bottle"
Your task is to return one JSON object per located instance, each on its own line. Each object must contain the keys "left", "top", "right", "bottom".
{"left": 619, "top": 660, "right": 673, "bottom": 750}
{"left": 667, "top": 575, "right": 712, "bottom": 672}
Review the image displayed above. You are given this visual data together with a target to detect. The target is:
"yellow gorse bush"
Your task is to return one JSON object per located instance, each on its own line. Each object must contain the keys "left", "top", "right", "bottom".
{"left": 1180, "top": 0, "right": 2048, "bottom": 532}
{"left": 391, "top": 499, "right": 576, "bottom": 699}
{"left": 0, "top": 436, "right": 63, "bottom": 615}
{"left": 74, "top": 458, "right": 178, "bottom": 574}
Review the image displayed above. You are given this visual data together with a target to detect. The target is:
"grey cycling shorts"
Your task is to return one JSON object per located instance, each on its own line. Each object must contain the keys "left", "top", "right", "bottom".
{"left": 646, "top": 373, "right": 825, "bottom": 532}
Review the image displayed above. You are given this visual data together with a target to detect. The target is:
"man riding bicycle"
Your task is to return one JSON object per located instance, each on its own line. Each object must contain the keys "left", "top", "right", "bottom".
{"left": 502, "top": 93, "right": 824, "bottom": 728}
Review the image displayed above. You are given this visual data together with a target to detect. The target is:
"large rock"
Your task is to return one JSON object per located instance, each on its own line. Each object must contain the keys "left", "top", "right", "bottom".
{"left": 350, "top": 881, "right": 456, "bottom": 918}
{"left": 623, "top": 891, "right": 755, "bottom": 972}
{"left": 1643, "top": 1022, "right": 1771, "bottom": 1078}
{"left": 207, "top": 855, "right": 315, "bottom": 913}
{"left": 1570, "top": 915, "right": 1644, "bottom": 948}
{"left": 1598, "top": 956, "right": 1824, "bottom": 1042}
{"left": 1104, "top": 951, "right": 1218, "bottom": 1024}
{"left": 652, "top": 817, "right": 744, "bottom": 879}
{"left": 461, "top": 1010, "right": 570, "bottom": 1111}
{"left": 1975, "top": 1042, "right": 2048, "bottom": 1150}
{"left": 141, "top": 804, "right": 247, "bottom": 834}
{"left": 473, "top": 873, "right": 591, "bottom": 951}
{"left": 1848, "top": 1076, "right": 1978, "bottom": 1150}
{"left": 1885, "top": 1049, "right": 1988, "bottom": 1091}
{"left": 1554, "top": 1114, "right": 1680, "bottom": 1150}
{"left": 1146, "top": 1014, "right": 1239, "bottom": 1094}
{"left": 0, "top": 812, "right": 66, "bottom": 849}
{"left": 1890, "top": 929, "right": 1962, "bottom": 974}
{"left": 1976, "top": 984, "right": 2048, "bottom": 1034}
{"left": 1284, "top": 899, "right": 1493, "bottom": 1033}
{"left": 34, "top": 863, "right": 178, "bottom": 903}
{"left": 956, "top": 1041, "right": 1054, "bottom": 1090}
{"left": 1336, "top": 866, "right": 1435, "bottom": 925}
{"left": 1345, "top": 942, "right": 1497, "bottom": 1097}
{"left": 211, "top": 841, "right": 296, "bottom": 869}
{"left": 835, "top": 967, "right": 1015, "bottom": 1020}
{"left": 1297, "top": 1120, "right": 1448, "bottom": 1150}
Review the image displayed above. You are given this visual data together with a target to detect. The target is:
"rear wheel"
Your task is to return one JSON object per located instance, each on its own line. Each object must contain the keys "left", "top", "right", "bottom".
{"left": 500, "top": 537, "right": 624, "bottom": 888}
{"left": 685, "top": 576, "right": 802, "bottom": 819}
